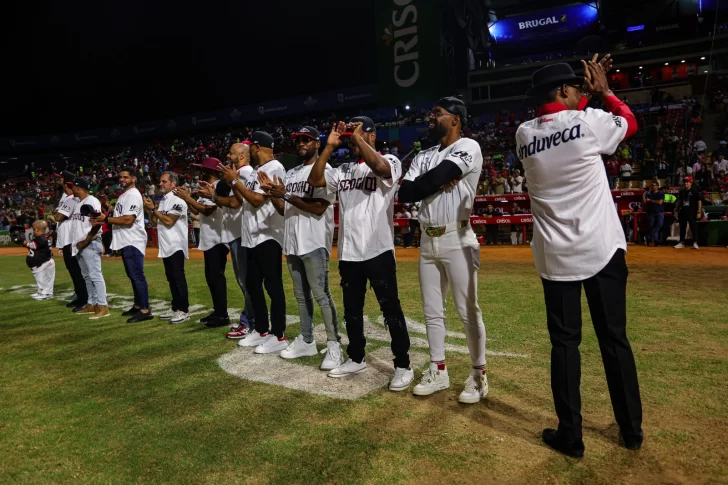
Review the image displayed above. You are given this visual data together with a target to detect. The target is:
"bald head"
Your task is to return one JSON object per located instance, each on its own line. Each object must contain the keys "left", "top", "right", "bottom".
{"left": 33, "top": 220, "right": 48, "bottom": 231}
{"left": 229, "top": 143, "right": 250, "bottom": 168}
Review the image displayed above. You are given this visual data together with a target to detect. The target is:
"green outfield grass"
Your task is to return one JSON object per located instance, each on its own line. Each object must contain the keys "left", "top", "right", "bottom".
{"left": 0, "top": 251, "right": 726, "bottom": 484}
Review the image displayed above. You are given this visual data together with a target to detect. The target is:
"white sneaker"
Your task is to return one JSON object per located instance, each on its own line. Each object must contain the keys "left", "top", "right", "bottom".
{"left": 254, "top": 335, "right": 289, "bottom": 354}
{"left": 693, "top": 242, "right": 699, "bottom": 249}
{"left": 674, "top": 242, "right": 685, "bottom": 248}
{"left": 280, "top": 334, "right": 317, "bottom": 359}
{"left": 32, "top": 294, "right": 53, "bottom": 301}
{"left": 238, "top": 330, "right": 269, "bottom": 347}
{"left": 170, "top": 311, "right": 189, "bottom": 324}
{"left": 389, "top": 367, "right": 415, "bottom": 391}
{"left": 30, "top": 293, "right": 41, "bottom": 299}
{"left": 458, "top": 373, "right": 489, "bottom": 404}
{"left": 327, "top": 359, "right": 367, "bottom": 378}
{"left": 320, "top": 341, "right": 344, "bottom": 371}
{"left": 412, "top": 363, "right": 450, "bottom": 396}
{"left": 159, "top": 309, "right": 176, "bottom": 319}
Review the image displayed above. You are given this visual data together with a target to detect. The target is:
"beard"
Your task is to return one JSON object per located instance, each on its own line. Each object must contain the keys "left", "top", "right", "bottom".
{"left": 428, "top": 122, "right": 447, "bottom": 140}
{"left": 297, "top": 148, "right": 315, "bottom": 163}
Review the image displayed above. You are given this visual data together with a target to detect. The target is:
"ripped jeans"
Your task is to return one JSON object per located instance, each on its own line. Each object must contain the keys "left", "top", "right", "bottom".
{"left": 338, "top": 250, "right": 411, "bottom": 369}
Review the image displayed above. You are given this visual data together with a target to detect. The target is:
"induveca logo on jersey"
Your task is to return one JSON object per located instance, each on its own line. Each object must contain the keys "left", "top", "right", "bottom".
{"left": 517, "top": 124, "right": 584, "bottom": 160}
{"left": 382, "top": 0, "right": 419, "bottom": 88}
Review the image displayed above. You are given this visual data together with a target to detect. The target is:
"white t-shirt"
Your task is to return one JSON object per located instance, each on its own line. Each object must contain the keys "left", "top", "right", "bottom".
{"left": 515, "top": 106, "right": 628, "bottom": 281}
{"left": 282, "top": 163, "right": 336, "bottom": 256}
{"left": 241, "top": 160, "right": 285, "bottom": 249}
{"left": 55, "top": 193, "right": 78, "bottom": 248}
{"left": 511, "top": 175, "right": 524, "bottom": 193}
{"left": 197, "top": 180, "right": 224, "bottom": 252}
{"left": 156, "top": 192, "right": 189, "bottom": 259}
{"left": 403, "top": 138, "right": 483, "bottom": 228}
{"left": 69, "top": 194, "right": 102, "bottom": 256}
{"left": 620, "top": 163, "right": 633, "bottom": 177}
{"left": 111, "top": 187, "right": 147, "bottom": 256}
{"left": 325, "top": 154, "right": 401, "bottom": 261}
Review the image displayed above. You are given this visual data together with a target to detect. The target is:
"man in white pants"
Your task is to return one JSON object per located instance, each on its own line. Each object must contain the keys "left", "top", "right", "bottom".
{"left": 69, "top": 177, "right": 110, "bottom": 320}
{"left": 398, "top": 97, "right": 488, "bottom": 404}
{"left": 143, "top": 171, "right": 190, "bottom": 324}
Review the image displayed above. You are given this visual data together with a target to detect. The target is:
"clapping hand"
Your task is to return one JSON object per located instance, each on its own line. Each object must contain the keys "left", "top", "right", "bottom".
{"left": 258, "top": 172, "right": 286, "bottom": 198}
{"left": 581, "top": 58, "right": 611, "bottom": 98}
{"left": 143, "top": 196, "right": 155, "bottom": 211}
{"left": 217, "top": 163, "right": 238, "bottom": 184}
{"left": 173, "top": 186, "right": 192, "bottom": 200}
{"left": 196, "top": 181, "right": 215, "bottom": 199}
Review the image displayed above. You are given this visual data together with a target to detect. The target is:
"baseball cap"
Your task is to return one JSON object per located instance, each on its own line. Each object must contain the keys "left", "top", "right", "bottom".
{"left": 342, "top": 116, "right": 376, "bottom": 136}
{"left": 684, "top": 176, "right": 693, "bottom": 182}
{"left": 73, "top": 177, "right": 90, "bottom": 190}
{"left": 435, "top": 96, "right": 468, "bottom": 124}
{"left": 250, "top": 131, "right": 275, "bottom": 149}
{"left": 191, "top": 157, "right": 222, "bottom": 171}
{"left": 54, "top": 170, "right": 75, "bottom": 184}
{"left": 291, "top": 126, "right": 320, "bottom": 140}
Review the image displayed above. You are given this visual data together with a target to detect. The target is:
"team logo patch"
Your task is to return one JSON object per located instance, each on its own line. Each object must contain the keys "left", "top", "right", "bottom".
{"left": 452, "top": 150, "right": 473, "bottom": 166}
{"left": 613, "top": 116, "right": 622, "bottom": 128}
{"left": 172, "top": 204, "right": 183, "bottom": 212}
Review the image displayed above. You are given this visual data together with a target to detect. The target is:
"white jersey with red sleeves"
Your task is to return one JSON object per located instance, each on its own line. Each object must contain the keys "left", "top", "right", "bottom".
{"left": 515, "top": 107, "right": 628, "bottom": 281}
{"left": 156, "top": 192, "right": 188, "bottom": 259}
{"left": 69, "top": 194, "right": 102, "bottom": 256}
{"left": 55, "top": 193, "right": 78, "bottom": 248}
{"left": 241, "top": 159, "right": 285, "bottom": 249}
{"left": 197, "top": 180, "right": 223, "bottom": 252}
{"left": 325, "top": 154, "right": 401, "bottom": 262}
{"left": 403, "top": 137, "right": 483, "bottom": 227}
{"left": 111, "top": 187, "right": 147, "bottom": 255}
{"left": 282, "top": 163, "right": 336, "bottom": 256}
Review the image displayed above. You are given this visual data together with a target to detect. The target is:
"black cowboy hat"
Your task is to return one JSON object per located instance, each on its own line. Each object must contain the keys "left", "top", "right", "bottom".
{"left": 526, "top": 63, "right": 584, "bottom": 98}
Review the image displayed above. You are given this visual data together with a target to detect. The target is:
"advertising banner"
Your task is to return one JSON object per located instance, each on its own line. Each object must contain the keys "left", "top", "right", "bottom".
{"left": 488, "top": 3, "right": 598, "bottom": 46}
{"left": 375, "top": 0, "right": 445, "bottom": 106}
{"left": 0, "top": 230, "right": 10, "bottom": 247}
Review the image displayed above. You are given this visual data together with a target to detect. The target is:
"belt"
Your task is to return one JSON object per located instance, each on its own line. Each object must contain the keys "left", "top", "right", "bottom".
{"left": 424, "top": 220, "right": 470, "bottom": 237}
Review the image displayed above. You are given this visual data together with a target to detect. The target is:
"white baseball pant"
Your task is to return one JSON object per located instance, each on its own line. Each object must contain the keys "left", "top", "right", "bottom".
{"left": 418, "top": 228, "right": 486, "bottom": 367}
{"left": 32, "top": 259, "right": 56, "bottom": 296}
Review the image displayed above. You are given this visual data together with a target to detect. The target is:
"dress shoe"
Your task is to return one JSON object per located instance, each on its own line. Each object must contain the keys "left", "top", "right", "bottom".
{"left": 204, "top": 316, "right": 230, "bottom": 328}
{"left": 127, "top": 311, "right": 154, "bottom": 323}
{"left": 121, "top": 306, "right": 140, "bottom": 317}
{"left": 200, "top": 312, "right": 216, "bottom": 324}
{"left": 542, "top": 428, "right": 585, "bottom": 458}
{"left": 621, "top": 430, "right": 643, "bottom": 450}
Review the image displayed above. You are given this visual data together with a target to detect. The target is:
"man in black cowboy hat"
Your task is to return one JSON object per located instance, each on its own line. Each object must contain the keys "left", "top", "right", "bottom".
{"left": 516, "top": 56, "right": 643, "bottom": 457}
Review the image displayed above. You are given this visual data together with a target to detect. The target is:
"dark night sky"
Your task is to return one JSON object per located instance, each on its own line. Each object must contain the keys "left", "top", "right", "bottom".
{"left": 3, "top": 1, "right": 376, "bottom": 136}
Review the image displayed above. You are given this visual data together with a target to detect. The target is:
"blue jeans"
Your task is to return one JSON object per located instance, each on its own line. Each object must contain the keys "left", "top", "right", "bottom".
{"left": 121, "top": 246, "right": 149, "bottom": 310}
{"left": 647, "top": 213, "right": 664, "bottom": 245}
{"left": 76, "top": 239, "right": 107, "bottom": 306}
{"left": 287, "top": 248, "right": 339, "bottom": 344}
{"left": 229, "top": 238, "right": 254, "bottom": 324}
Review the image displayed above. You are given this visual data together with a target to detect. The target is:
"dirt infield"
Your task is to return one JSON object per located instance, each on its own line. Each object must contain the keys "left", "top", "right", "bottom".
{"left": 2, "top": 244, "right": 726, "bottom": 266}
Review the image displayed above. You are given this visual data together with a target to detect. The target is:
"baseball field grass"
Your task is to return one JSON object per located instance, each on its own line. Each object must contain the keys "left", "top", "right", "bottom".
{"left": 0, "top": 245, "right": 726, "bottom": 484}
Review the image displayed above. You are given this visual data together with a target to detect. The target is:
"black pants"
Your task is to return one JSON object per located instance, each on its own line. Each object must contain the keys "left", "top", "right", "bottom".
{"left": 678, "top": 209, "right": 698, "bottom": 243}
{"left": 163, "top": 250, "right": 189, "bottom": 313}
{"left": 339, "top": 250, "right": 410, "bottom": 369}
{"left": 246, "top": 239, "right": 286, "bottom": 338}
{"left": 203, "top": 244, "right": 229, "bottom": 317}
{"left": 541, "top": 249, "right": 642, "bottom": 441}
{"left": 101, "top": 232, "right": 112, "bottom": 255}
{"left": 486, "top": 225, "right": 499, "bottom": 244}
{"left": 63, "top": 244, "right": 87, "bottom": 305}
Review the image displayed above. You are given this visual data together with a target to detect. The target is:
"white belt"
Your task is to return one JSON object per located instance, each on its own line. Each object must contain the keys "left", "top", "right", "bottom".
{"left": 423, "top": 220, "right": 470, "bottom": 238}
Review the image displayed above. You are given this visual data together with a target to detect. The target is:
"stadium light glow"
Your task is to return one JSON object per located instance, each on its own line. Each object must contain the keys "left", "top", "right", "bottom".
{"left": 665, "top": 62, "right": 669, "bottom": 65}
{"left": 616, "top": 69, "right": 620, "bottom": 72}
{"left": 681, "top": 60, "right": 686, "bottom": 63}
{"left": 701, "top": 56, "right": 706, "bottom": 60}
{"left": 626, "top": 24, "right": 645, "bottom": 32}
{"left": 639, "top": 66, "right": 643, "bottom": 69}
{"left": 405, "top": 105, "right": 410, "bottom": 110}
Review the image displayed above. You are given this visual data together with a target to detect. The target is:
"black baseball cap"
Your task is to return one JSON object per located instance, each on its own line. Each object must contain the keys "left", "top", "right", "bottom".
{"left": 435, "top": 96, "right": 468, "bottom": 125}
{"left": 291, "top": 126, "right": 320, "bottom": 140}
{"left": 342, "top": 116, "right": 376, "bottom": 136}
{"left": 250, "top": 131, "right": 274, "bottom": 149}
{"left": 73, "top": 177, "right": 90, "bottom": 190}
{"left": 54, "top": 170, "right": 75, "bottom": 184}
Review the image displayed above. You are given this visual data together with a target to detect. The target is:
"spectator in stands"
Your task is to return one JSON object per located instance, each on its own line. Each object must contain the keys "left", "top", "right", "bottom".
{"left": 510, "top": 203, "right": 525, "bottom": 245}
{"left": 674, "top": 176, "right": 701, "bottom": 249}
{"left": 491, "top": 172, "right": 506, "bottom": 195}
{"left": 482, "top": 204, "right": 501, "bottom": 245}
{"left": 641, "top": 150, "right": 655, "bottom": 180}
{"left": 712, "top": 140, "right": 728, "bottom": 161}
{"left": 619, "top": 158, "right": 633, "bottom": 185}
{"left": 605, "top": 156, "right": 619, "bottom": 189}
{"left": 509, "top": 169, "right": 524, "bottom": 194}
{"left": 713, "top": 154, "right": 728, "bottom": 179}
{"left": 656, "top": 154, "right": 668, "bottom": 180}
{"left": 642, "top": 183, "right": 664, "bottom": 247}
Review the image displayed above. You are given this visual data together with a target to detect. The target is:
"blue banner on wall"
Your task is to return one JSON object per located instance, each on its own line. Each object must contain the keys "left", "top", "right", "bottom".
{"left": 0, "top": 85, "right": 377, "bottom": 153}
{"left": 488, "top": 3, "right": 598, "bottom": 46}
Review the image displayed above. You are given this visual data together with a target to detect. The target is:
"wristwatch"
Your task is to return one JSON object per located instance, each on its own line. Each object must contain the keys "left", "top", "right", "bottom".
{"left": 231, "top": 179, "right": 237, "bottom": 186}
{"left": 283, "top": 192, "right": 292, "bottom": 202}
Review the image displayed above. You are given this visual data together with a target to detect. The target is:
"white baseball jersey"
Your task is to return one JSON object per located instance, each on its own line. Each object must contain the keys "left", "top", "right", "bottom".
{"left": 240, "top": 159, "right": 285, "bottom": 249}
{"left": 515, "top": 106, "right": 628, "bottom": 281}
{"left": 156, "top": 192, "right": 189, "bottom": 259}
{"left": 325, "top": 154, "right": 401, "bottom": 262}
{"left": 220, "top": 178, "right": 242, "bottom": 244}
{"left": 282, "top": 163, "right": 336, "bottom": 256}
{"left": 55, "top": 193, "right": 78, "bottom": 248}
{"left": 69, "top": 194, "right": 102, "bottom": 256}
{"left": 197, "top": 180, "right": 223, "bottom": 252}
{"left": 403, "top": 137, "right": 483, "bottom": 228}
{"left": 111, "top": 187, "right": 147, "bottom": 256}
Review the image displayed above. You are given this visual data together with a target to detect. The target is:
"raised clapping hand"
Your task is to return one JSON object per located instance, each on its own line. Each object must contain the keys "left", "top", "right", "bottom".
{"left": 217, "top": 163, "right": 238, "bottom": 184}
{"left": 173, "top": 186, "right": 191, "bottom": 200}
{"left": 581, "top": 58, "right": 611, "bottom": 98}
{"left": 258, "top": 171, "right": 286, "bottom": 198}
{"left": 143, "top": 196, "right": 155, "bottom": 211}
{"left": 196, "top": 181, "right": 215, "bottom": 199}
{"left": 327, "top": 121, "right": 347, "bottom": 148}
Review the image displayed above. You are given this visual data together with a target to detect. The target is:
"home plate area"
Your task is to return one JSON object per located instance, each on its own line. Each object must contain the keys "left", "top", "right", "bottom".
{"left": 6, "top": 285, "right": 530, "bottom": 400}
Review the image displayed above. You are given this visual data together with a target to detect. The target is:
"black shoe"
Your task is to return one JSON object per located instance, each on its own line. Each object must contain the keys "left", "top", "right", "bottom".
{"left": 621, "top": 430, "right": 643, "bottom": 450}
{"left": 542, "top": 428, "right": 585, "bottom": 458}
{"left": 66, "top": 300, "right": 79, "bottom": 308}
{"left": 121, "top": 306, "right": 140, "bottom": 317}
{"left": 204, "top": 316, "right": 230, "bottom": 328}
{"left": 200, "top": 312, "right": 216, "bottom": 324}
{"left": 127, "top": 311, "right": 154, "bottom": 323}
{"left": 72, "top": 304, "right": 90, "bottom": 313}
